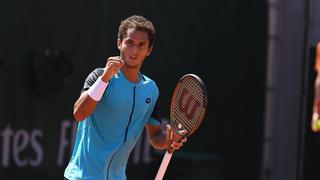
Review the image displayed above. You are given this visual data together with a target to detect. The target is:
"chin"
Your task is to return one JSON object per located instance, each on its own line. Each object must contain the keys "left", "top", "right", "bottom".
{"left": 125, "top": 64, "right": 140, "bottom": 69}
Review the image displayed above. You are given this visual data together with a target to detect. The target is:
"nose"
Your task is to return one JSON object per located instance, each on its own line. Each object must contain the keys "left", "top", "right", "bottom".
{"left": 131, "top": 45, "right": 139, "bottom": 55}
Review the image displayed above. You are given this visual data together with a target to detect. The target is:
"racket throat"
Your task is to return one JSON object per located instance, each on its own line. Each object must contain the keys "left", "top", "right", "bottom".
{"left": 167, "top": 130, "right": 175, "bottom": 153}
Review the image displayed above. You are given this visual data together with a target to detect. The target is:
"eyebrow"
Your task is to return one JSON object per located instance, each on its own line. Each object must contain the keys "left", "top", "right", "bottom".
{"left": 125, "top": 38, "right": 149, "bottom": 45}
{"left": 139, "top": 42, "right": 147, "bottom": 45}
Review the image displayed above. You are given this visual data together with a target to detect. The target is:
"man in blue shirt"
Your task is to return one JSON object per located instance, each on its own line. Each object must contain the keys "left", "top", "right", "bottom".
{"left": 64, "top": 15, "right": 186, "bottom": 180}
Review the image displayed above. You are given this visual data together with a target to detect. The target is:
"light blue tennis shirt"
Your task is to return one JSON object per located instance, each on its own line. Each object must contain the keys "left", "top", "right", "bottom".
{"left": 64, "top": 68, "right": 161, "bottom": 180}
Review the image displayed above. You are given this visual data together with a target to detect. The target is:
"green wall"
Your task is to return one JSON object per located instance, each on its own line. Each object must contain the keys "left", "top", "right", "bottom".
{"left": 0, "top": 0, "right": 267, "bottom": 179}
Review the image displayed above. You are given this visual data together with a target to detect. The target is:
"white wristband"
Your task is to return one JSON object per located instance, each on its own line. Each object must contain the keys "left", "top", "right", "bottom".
{"left": 87, "top": 77, "right": 108, "bottom": 101}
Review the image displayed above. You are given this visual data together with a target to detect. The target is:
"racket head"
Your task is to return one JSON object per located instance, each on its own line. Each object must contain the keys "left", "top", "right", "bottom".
{"left": 170, "top": 74, "right": 208, "bottom": 137}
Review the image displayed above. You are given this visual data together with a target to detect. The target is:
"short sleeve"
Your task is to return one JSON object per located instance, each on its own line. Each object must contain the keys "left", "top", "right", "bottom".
{"left": 147, "top": 99, "right": 162, "bottom": 125}
{"left": 80, "top": 68, "right": 104, "bottom": 93}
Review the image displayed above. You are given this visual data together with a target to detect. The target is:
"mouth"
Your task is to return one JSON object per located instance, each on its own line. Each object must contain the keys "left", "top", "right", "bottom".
{"left": 129, "top": 56, "right": 138, "bottom": 61}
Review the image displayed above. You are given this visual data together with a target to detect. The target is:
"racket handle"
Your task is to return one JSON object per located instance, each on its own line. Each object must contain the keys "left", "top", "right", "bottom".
{"left": 155, "top": 151, "right": 173, "bottom": 180}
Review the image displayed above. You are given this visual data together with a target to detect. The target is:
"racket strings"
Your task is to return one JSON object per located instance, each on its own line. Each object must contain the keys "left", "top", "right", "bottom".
{"left": 171, "top": 77, "right": 205, "bottom": 133}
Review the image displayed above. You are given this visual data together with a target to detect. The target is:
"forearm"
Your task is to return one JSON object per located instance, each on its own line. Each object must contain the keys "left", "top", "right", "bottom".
{"left": 146, "top": 124, "right": 187, "bottom": 151}
{"left": 149, "top": 131, "right": 168, "bottom": 150}
{"left": 73, "top": 92, "right": 98, "bottom": 121}
{"left": 74, "top": 73, "right": 111, "bottom": 121}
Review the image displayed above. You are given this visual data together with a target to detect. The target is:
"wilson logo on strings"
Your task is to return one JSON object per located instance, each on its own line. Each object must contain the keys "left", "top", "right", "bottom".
{"left": 177, "top": 88, "right": 200, "bottom": 119}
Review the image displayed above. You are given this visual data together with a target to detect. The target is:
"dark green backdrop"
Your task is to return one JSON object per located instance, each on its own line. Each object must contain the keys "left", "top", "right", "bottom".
{"left": 0, "top": 0, "right": 267, "bottom": 179}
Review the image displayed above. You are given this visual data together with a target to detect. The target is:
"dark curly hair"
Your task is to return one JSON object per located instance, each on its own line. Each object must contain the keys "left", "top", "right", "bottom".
{"left": 118, "top": 15, "right": 155, "bottom": 47}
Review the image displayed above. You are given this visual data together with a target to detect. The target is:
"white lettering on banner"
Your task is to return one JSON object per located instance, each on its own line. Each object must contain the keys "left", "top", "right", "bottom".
{"left": 30, "top": 130, "right": 43, "bottom": 166}
{"left": 57, "top": 120, "right": 77, "bottom": 166}
{"left": 1, "top": 125, "right": 13, "bottom": 167}
{"left": 1, "top": 125, "right": 43, "bottom": 167}
{"left": 0, "top": 119, "right": 154, "bottom": 168}
{"left": 13, "top": 130, "right": 29, "bottom": 166}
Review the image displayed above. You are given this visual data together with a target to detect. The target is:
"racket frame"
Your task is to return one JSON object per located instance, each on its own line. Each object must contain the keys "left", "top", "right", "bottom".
{"left": 155, "top": 74, "right": 208, "bottom": 180}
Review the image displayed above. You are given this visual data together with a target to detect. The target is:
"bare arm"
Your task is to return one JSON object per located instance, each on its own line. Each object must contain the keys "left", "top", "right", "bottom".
{"left": 73, "top": 92, "right": 99, "bottom": 121}
{"left": 145, "top": 124, "right": 187, "bottom": 150}
{"left": 145, "top": 124, "right": 168, "bottom": 150}
{"left": 73, "top": 56, "right": 124, "bottom": 122}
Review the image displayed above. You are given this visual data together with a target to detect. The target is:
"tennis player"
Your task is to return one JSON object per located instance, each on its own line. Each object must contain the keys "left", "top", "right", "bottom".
{"left": 64, "top": 15, "right": 187, "bottom": 180}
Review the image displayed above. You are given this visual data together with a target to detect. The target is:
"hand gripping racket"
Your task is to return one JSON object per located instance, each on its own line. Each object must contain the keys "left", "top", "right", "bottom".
{"left": 155, "top": 74, "right": 208, "bottom": 180}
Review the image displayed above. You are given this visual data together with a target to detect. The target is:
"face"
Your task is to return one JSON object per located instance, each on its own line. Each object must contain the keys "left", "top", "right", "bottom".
{"left": 118, "top": 28, "right": 152, "bottom": 69}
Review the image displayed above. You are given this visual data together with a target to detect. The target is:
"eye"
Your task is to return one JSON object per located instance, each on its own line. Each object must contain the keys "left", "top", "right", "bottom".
{"left": 126, "top": 40, "right": 134, "bottom": 46}
{"left": 139, "top": 42, "right": 148, "bottom": 49}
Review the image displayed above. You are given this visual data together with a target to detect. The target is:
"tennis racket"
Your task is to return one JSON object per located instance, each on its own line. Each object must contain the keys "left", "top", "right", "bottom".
{"left": 155, "top": 74, "right": 208, "bottom": 180}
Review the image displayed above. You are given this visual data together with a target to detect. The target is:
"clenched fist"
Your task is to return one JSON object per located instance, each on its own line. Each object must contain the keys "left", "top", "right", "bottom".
{"left": 101, "top": 56, "right": 124, "bottom": 82}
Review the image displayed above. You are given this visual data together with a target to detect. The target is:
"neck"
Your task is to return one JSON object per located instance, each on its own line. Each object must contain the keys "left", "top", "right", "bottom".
{"left": 121, "top": 66, "right": 140, "bottom": 83}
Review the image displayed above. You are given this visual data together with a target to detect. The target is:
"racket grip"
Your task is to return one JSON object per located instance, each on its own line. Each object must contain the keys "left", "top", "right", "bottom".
{"left": 155, "top": 151, "right": 173, "bottom": 180}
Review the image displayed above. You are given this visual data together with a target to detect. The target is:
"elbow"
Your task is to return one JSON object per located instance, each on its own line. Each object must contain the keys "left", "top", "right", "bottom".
{"left": 73, "top": 107, "right": 88, "bottom": 122}
{"left": 73, "top": 110, "right": 84, "bottom": 122}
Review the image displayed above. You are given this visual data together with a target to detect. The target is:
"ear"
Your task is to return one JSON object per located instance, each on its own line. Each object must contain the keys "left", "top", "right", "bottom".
{"left": 146, "top": 46, "right": 153, "bottom": 56}
{"left": 117, "top": 38, "right": 122, "bottom": 50}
